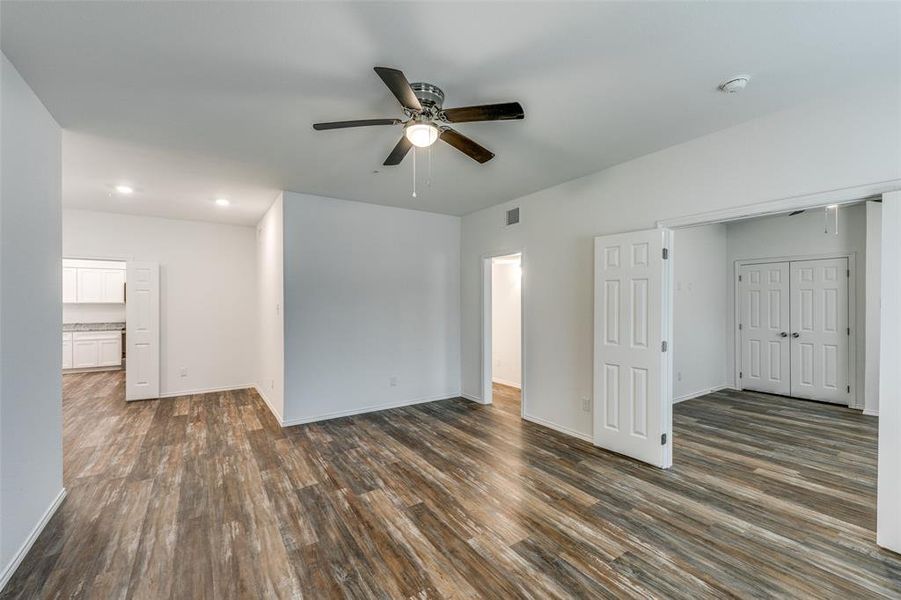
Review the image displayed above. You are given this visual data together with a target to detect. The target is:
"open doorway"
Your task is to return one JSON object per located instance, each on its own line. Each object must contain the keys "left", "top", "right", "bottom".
{"left": 61, "top": 257, "right": 160, "bottom": 402}
{"left": 663, "top": 197, "right": 884, "bottom": 549}
{"left": 671, "top": 201, "right": 874, "bottom": 411}
{"left": 593, "top": 192, "right": 890, "bottom": 553}
{"left": 481, "top": 252, "right": 524, "bottom": 416}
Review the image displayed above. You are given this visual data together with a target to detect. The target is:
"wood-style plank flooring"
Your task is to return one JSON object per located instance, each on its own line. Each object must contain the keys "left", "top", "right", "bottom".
{"left": 3, "top": 374, "right": 899, "bottom": 598}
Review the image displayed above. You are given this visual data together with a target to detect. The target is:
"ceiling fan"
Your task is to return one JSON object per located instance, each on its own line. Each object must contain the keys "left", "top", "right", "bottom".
{"left": 313, "top": 66, "right": 524, "bottom": 165}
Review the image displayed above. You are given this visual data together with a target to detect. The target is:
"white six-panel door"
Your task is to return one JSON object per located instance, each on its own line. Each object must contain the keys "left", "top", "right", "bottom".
{"left": 739, "top": 258, "right": 850, "bottom": 404}
{"left": 594, "top": 229, "right": 670, "bottom": 468}
{"left": 790, "top": 258, "right": 849, "bottom": 403}
{"left": 739, "top": 262, "right": 791, "bottom": 395}
{"left": 126, "top": 262, "right": 160, "bottom": 401}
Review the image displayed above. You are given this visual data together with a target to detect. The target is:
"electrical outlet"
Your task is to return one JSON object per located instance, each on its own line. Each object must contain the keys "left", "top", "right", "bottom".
{"left": 179, "top": 368, "right": 188, "bottom": 378}
{"left": 389, "top": 376, "right": 398, "bottom": 387}
{"left": 581, "top": 396, "right": 590, "bottom": 412}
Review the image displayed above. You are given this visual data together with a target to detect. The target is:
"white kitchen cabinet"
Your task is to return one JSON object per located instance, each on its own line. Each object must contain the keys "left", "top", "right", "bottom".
{"left": 98, "top": 336, "right": 122, "bottom": 366}
{"left": 102, "top": 269, "right": 126, "bottom": 303}
{"left": 76, "top": 268, "right": 105, "bottom": 303}
{"left": 62, "top": 333, "right": 73, "bottom": 369}
{"left": 73, "top": 338, "right": 100, "bottom": 368}
{"left": 65, "top": 260, "right": 126, "bottom": 303}
{"left": 62, "top": 267, "right": 77, "bottom": 303}
{"left": 69, "top": 331, "right": 122, "bottom": 369}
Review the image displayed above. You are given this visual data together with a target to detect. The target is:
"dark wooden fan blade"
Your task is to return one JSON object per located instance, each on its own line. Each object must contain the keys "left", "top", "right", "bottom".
{"left": 313, "top": 118, "right": 400, "bottom": 130}
{"left": 438, "top": 128, "right": 494, "bottom": 163}
{"left": 383, "top": 136, "right": 413, "bottom": 166}
{"left": 442, "top": 102, "right": 524, "bottom": 123}
{"left": 373, "top": 67, "right": 422, "bottom": 112}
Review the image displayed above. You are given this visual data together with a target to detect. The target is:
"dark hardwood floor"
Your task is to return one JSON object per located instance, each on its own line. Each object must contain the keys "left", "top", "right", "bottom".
{"left": 3, "top": 374, "right": 899, "bottom": 598}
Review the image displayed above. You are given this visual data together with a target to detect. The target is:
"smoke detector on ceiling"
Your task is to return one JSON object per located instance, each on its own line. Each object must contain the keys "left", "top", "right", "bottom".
{"left": 719, "top": 76, "right": 750, "bottom": 93}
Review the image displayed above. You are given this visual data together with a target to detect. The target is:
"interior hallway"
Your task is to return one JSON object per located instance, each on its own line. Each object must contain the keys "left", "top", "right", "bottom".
{"left": 2, "top": 373, "right": 898, "bottom": 598}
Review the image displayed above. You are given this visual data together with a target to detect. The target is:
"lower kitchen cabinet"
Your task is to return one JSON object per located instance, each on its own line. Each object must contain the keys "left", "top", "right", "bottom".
{"left": 65, "top": 331, "right": 122, "bottom": 369}
{"left": 62, "top": 333, "right": 73, "bottom": 369}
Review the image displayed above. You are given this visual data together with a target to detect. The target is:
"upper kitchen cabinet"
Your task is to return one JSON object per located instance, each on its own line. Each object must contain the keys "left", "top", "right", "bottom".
{"left": 63, "top": 258, "right": 126, "bottom": 303}
{"left": 62, "top": 267, "right": 77, "bottom": 303}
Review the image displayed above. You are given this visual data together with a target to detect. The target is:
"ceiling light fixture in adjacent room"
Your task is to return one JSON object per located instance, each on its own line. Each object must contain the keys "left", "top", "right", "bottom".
{"left": 215, "top": 198, "right": 230, "bottom": 207}
{"left": 718, "top": 76, "right": 750, "bottom": 93}
{"left": 115, "top": 184, "right": 134, "bottom": 194}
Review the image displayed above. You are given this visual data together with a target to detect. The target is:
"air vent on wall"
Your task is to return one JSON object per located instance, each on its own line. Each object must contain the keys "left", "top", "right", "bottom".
{"left": 506, "top": 207, "right": 520, "bottom": 226}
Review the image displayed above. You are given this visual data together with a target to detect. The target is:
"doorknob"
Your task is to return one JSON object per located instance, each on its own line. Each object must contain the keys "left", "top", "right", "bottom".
{"left": 791, "top": 332, "right": 800, "bottom": 338}
{"left": 779, "top": 331, "right": 788, "bottom": 337}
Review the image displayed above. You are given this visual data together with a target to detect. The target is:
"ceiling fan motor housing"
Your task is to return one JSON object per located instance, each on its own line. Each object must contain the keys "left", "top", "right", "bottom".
{"left": 410, "top": 82, "right": 445, "bottom": 110}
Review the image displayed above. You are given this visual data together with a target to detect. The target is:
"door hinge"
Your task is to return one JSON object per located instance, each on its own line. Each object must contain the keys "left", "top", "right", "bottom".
{"left": 661, "top": 340, "right": 668, "bottom": 352}
{"left": 847, "top": 385, "right": 851, "bottom": 393}
{"left": 847, "top": 327, "right": 851, "bottom": 335}
{"left": 739, "top": 371, "right": 743, "bottom": 378}
{"left": 738, "top": 274, "right": 742, "bottom": 282}
{"left": 739, "top": 323, "right": 743, "bottom": 330}
{"left": 847, "top": 269, "right": 850, "bottom": 278}
{"left": 662, "top": 248, "right": 669, "bottom": 260}
{"left": 661, "top": 433, "right": 667, "bottom": 445}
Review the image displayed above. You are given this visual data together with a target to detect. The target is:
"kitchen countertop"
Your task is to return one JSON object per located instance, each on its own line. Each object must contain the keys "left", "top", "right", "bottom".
{"left": 63, "top": 322, "right": 125, "bottom": 332}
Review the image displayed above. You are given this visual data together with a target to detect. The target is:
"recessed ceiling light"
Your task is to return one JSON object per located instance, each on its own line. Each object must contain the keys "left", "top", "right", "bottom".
{"left": 115, "top": 185, "right": 134, "bottom": 194}
{"left": 215, "top": 198, "right": 230, "bottom": 207}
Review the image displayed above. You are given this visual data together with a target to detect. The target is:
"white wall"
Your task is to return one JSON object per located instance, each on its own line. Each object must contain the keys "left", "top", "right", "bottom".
{"left": 672, "top": 224, "right": 729, "bottom": 401}
{"left": 877, "top": 191, "right": 901, "bottom": 554}
{"left": 62, "top": 303, "right": 125, "bottom": 325}
{"left": 491, "top": 258, "right": 521, "bottom": 388}
{"left": 461, "top": 85, "right": 901, "bottom": 440}
{"left": 0, "top": 54, "right": 64, "bottom": 588}
{"left": 865, "top": 200, "right": 882, "bottom": 416}
{"left": 725, "top": 204, "right": 868, "bottom": 406}
{"left": 282, "top": 192, "right": 461, "bottom": 424}
{"left": 62, "top": 209, "right": 257, "bottom": 397}
{"left": 256, "top": 194, "right": 285, "bottom": 420}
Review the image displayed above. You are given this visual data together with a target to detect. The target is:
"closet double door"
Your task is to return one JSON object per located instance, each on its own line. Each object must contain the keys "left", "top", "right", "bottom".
{"left": 739, "top": 258, "right": 849, "bottom": 404}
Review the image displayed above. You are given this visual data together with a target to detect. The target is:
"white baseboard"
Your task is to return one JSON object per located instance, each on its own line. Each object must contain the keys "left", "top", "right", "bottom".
{"left": 1, "top": 487, "right": 67, "bottom": 592}
{"left": 491, "top": 378, "right": 521, "bottom": 389}
{"left": 522, "top": 413, "right": 593, "bottom": 443}
{"left": 461, "top": 393, "right": 485, "bottom": 404}
{"left": 158, "top": 383, "right": 255, "bottom": 399}
{"left": 63, "top": 366, "right": 122, "bottom": 374}
{"left": 863, "top": 408, "right": 880, "bottom": 417}
{"left": 282, "top": 391, "right": 462, "bottom": 427}
{"left": 674, "top": 385, "right": 731, "bottom": 404}
{"left": 253, "top": 385, "right": 284, "bottom": 425}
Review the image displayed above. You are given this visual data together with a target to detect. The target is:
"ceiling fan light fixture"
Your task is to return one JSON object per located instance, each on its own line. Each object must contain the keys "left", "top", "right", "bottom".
{"left": 405, "top": 122, "right": 439, "bottom": 148}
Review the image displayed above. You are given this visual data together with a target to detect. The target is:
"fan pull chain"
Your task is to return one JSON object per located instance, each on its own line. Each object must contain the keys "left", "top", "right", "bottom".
{"left": 412, "top": 146, "right": 417, "bottom": 198}
{"left": 427, "top": 146, "right": 432, "bottom": 187}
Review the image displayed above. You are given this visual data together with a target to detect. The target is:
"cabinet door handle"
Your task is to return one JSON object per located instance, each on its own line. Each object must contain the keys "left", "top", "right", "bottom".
{"left": 791, "top": 332, "right": 800, "bottom": 338}
{"left": 779, "top": 331, "right": 788, "bottom": 338}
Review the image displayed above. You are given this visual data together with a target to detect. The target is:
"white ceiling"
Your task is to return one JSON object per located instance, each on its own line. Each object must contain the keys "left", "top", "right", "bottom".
{"left": 2, "top": 2, "right": 898, "bottom": 224}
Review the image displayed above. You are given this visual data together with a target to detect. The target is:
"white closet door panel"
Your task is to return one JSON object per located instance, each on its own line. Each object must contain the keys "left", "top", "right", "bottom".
{"left": 790, "top": 258, "right": 849, "bottom": 403}
{"left": 739, "top": 262, "right": 790, "bottom": 395}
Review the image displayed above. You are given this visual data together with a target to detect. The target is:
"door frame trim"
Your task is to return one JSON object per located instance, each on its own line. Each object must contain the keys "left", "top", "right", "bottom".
{"left": 733, "top": 252, "right": 858, "bottom": 408}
